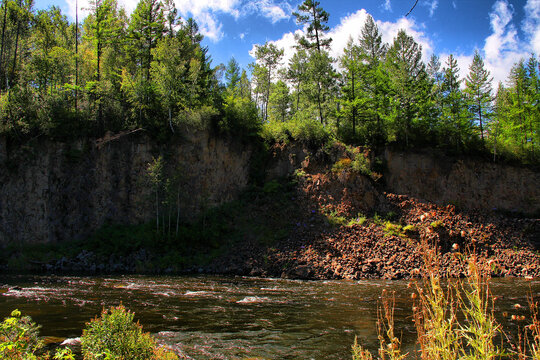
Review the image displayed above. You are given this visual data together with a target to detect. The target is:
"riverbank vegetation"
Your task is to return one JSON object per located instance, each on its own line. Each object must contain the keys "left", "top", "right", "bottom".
{"left": 352, "top": 247, "right": 540, "bottom": 359}
{"left": 0, "top": 305, "right": 178, "bottom": 359}
{"left": 0, "top": 0, "right": 538, "bottom": 164}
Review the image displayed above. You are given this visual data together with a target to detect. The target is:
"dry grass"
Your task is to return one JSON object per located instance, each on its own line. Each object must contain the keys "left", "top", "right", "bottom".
{"left": 352, "top": 237, "right": 540, "bottom": 360}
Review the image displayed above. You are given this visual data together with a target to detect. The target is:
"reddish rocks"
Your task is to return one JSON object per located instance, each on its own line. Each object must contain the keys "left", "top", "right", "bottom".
{"left": 209, "top": 170, "right": 539, "bottom": 280}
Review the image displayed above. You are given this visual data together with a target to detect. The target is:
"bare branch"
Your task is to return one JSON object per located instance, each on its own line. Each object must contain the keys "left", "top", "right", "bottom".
{"left": 405, "top": 0, "right": 419, "bottom": 17}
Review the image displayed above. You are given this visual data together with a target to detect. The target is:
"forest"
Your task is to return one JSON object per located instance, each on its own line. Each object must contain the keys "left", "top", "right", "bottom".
{"left": 0, "top": 0, "right": 538, "bottom": 163}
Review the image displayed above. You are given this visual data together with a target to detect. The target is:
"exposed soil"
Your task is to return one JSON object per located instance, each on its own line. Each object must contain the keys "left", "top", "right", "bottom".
{"left": 209, "top": 169, "right": 540, "bottom": 280}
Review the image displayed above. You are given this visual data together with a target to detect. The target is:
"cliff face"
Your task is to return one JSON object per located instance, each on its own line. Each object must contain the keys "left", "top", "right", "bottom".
{"left": 0, "top": 132, "right": 251, "bottom": 245}
{"left": 383, "top": 149, "right": 540, "bottom": 215}
{"left": 267, "top": 143, "right": 540, "bottom": 216}
{"left": 0, "top": 136, "right": 538, "bottom": 247}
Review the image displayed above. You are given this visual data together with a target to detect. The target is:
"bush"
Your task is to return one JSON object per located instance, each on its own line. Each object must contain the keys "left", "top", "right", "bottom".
{"left": 332, "top": 158, "right": 352, "bottom": 173}
{"left": 0, "top": 310, "right": 75, "bottom": 360}
{"left": 352, "top": 244, "right": 540, "bottom": 359}
{"left": 81, "top": 305, "right": 177, "bottom": 360}
{"left": 219, "top": 95, "right": 261, "bottom": 138}
{"left": 261, "top": 109, "right": 332, "bottom": 147}
{"left": 0, "top": 309, "right": 43, "bottom": 359}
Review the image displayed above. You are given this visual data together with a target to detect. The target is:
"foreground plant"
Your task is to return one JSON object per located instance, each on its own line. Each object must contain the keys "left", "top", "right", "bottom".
{"left": 0, "top": 309, "right": 43, "bottom": 359}
{"left": 352, "top": 240, "right": 539, "bottom": 359}
{"left": 0, "top": 309, "right": 75, "bottom": 360}
{"left": 81, "top": 304, "right": 178, "bottom": 360}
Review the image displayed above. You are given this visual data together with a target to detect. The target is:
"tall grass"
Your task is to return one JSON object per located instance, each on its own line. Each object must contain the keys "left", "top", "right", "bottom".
{"left": 352, "top": 240, "right": 539, "bottom": 360}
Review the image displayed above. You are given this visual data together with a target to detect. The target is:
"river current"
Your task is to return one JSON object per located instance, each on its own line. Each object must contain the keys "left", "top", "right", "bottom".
{"left": 1, "top": 275, "right": 539, "bottom": 359}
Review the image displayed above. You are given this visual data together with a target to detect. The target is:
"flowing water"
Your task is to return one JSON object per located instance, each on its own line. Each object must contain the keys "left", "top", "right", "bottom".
{"left": 1, "top": 275, "right": 538, "bottom": 359}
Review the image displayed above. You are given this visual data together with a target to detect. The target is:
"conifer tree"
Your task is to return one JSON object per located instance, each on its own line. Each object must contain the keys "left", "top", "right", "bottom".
{"left": 358, "top": 15, "right": 386, "bottom": 65}
{"left": 287, "top": 49, "right": 308, "bottom": 112}
{"left": 293, "top": 0, "right": 331, "bottom": 53}
{"left": 224, "top": 57, "right": 240, "bottom": 92}
{"left": 385, "top": 29, "right": 426, "bottom": 146}
{"left": 465, "top": 51, "right": 493, "bottom": 143}
{"left": 252, "top": 42, "right": 283, "bottom": 122}
{"left": 441, "top": 54, "right": 470, "bottom": 151}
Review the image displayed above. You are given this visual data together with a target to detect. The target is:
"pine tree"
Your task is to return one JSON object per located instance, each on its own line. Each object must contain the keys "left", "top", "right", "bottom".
{"left": 339, "top": 38, "right": 361, "bottom": 137}
{"left": 224, "top": 57, "right": 240, "bottom": 92}
{"left": 358, "top": 15, "right": 386, "bottom": 65}
{"left": 238, "top": 69, "right": 251, "bottom": 100}
{"left": 268, "top": 80, "right": 290, "bottom": 122}
{"left": 86, "top": 0, "right": 121, "bottom": 129}
{"left": 287, "top": 49, "right": 308, "bottom": 112}
{"left": 292, "top": 0, "right": 331, "bottom": 53}
{"left": 441, "top": 54, "right": 470, "bottom": 151}
{"left": 465, "top": 50, "right": 493, "bottom": 143}
{"left": 385, "top": 29, "right": 426, "bottom": 147}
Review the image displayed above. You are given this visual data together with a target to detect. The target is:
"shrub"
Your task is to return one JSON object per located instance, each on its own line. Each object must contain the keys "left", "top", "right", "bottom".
{"left": 332, "top": 158, "right": 352, "bottom": 173}
{"left": 351, "top": 153, "right": 372, "bottom": 177}
{"left": 430, "top": 220, "right": 444, "bottom": 229}
{"left": 0, "top": 309, "right": 43, "bottom": 359}
{"left": 81, "top": 305, "right": 177, "bottom": 360}
{"left": 261, "top": 110, "right": 332, "bottom": 147}
{"left": 352, "top": 244, "right": 534, "bottom": 359}
{"left": 0, "top": 310, "right": 75, "bottom": 360}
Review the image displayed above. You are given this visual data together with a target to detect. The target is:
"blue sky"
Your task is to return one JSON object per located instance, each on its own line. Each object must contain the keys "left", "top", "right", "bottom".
{"left": 36, "top": 0, "right": 540, "bottom": 84}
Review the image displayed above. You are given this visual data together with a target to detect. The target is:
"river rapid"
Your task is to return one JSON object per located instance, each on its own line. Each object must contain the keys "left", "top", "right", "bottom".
{"left": 1, "top": 275, "right": 539, "bottom": 359}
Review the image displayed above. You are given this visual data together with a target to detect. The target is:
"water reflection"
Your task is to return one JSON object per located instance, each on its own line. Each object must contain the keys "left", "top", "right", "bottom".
{"left": 1, "top": 275, "right": 538, "bottom": 359}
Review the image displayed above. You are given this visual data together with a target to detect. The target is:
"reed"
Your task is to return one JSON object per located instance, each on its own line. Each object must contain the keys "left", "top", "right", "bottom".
{"left": 352, "top": 238, "right": 538, "bottom": 360}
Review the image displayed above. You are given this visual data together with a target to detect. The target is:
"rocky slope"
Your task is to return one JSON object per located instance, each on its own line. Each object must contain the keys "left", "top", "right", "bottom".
{"left": 209, "top": 167, "right": 540, "bottom": 280}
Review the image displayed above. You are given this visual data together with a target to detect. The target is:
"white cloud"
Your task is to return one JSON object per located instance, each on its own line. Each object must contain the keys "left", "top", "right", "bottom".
{"left": 175, "top": 0, "right": 241, "bottom": 18}
{"left": 383, "top": 0, "right": 392, "bottom": 12}
{"left": 423, "top": 0, "right": 438, "bottom": 17}
{"left": 239, "top": 33, "right": 245, "bottom": 40}
{"left": 64, "top": 0, "right": 139, "bottom": 20}
{"left": 523, "top": 0, "right": 540, "bottom": 54}
{"left": 250, "top": 9, "right": 435, "bottom": 69}
{"left": 249, "top": 29, "right": 301, "bottom": 67}
{"left": 244, "top": 0, "right": 292, "bottom": 23}
{"left": 327, "top": 9, "right": 370, "bottom": 60}
{"left": 482, "top": 0, "right": 531, "bottom": 84}
{"left": 197, "top": 12, "right": 225, "bottom": 42}
{"left": 452, "top": 1, "right": 457, "bottom": 9}
{"left": 64, "top": 0, "right": 291, "bottom": 44}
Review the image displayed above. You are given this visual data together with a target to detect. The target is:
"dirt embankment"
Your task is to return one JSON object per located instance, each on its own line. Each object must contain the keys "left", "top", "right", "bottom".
{"left": 210, "top": 159, "right": 540, "bottom": 280}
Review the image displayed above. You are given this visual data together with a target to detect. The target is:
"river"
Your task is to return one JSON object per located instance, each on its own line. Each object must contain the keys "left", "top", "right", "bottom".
{"left": 1, "top": 275, "right": 539, "bottom": 359}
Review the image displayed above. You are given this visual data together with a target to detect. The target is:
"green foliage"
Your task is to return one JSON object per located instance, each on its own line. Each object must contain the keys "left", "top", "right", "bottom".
{"left": 324, "top": 210, "right": 348, "bottom": 226}
{"left": 352, "top": 252, "right": 512, "bottom": 360}
{"left": 0, "top": 307, "right": 177, "bottom": 360}
{"left": 0, "top": 309, "right": 43, "bottom": 359}
{"left": 220, "top": 94, "right": 261, "bottom": 138}
{"left": 262, "top": 179, "right": 282, "bottom": 193}
{"left": 81, "top": 305, "right": 178, "bottom": 360}
{"left": 351, "top": 152, "right": 372, "bottom": 177}
{"left": 332, "top": 158, "right": 352, "bottom": 172}
{"left": 382, "top": 222, "right": 405, "bottom": 238}
{"left": 430, "top": 220, "right": 444, "bottom": 228}
{"left": 347, "top": 215, "right": 367, "bottom": 227}
{"left": 0, "top": 310, "right": 77, "bottom": 360}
